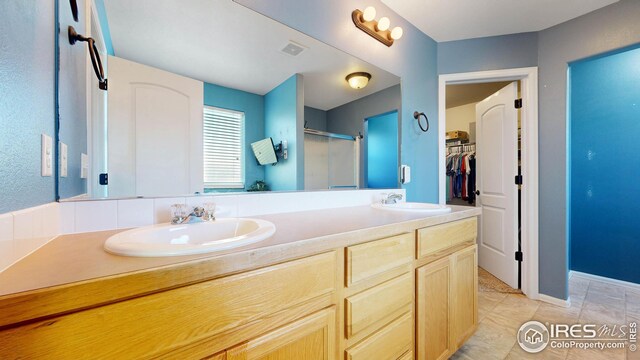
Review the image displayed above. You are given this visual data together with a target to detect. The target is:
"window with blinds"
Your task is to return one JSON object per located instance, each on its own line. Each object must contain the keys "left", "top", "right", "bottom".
{"left": 203, "top": 106, "right": 245, "bottom": 188}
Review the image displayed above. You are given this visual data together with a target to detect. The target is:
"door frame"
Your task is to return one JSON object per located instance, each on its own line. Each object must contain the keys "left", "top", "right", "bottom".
{"left": 438, "top": 67, "right": 539, "bottom": 300}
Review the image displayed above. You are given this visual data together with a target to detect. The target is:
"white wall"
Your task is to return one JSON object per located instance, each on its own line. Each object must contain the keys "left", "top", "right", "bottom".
{"left": 445, "top": 102, "right": 477, "bottom": 143}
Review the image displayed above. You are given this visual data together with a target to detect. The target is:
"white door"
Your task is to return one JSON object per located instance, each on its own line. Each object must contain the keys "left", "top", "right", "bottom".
{"left": 475, "top": 82, "right": 519, "bottom": 289}
{"left": 107, "top": 56, "right": 203, "bottom": 197}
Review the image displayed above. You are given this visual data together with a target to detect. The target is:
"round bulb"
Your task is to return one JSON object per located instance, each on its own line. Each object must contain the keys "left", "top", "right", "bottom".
{"left": 390, "top": 26, "right": 403, "bottom": 40}
{"left": 362, "top": 6, "right": 376, "bottom": 22}
{"left": 377, "top": 17, "right": 390, "bottom": 31}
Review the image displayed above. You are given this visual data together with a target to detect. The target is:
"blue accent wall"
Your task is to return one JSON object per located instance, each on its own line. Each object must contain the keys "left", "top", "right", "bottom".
{"left": 203, "top": 82, "right": 265, "bottom": 190}
{"left": 236, "top": 0, "right": 439, "bottom": 202}
{"left": 264, "top": 74, "right": 303, "bottom": 191}
{"left": 0, "top": 1, "right": 56, "bottom": 213}
{"left": 57, "top": 0, "right": 88, "bottom": 199}
{"left": 569, "top": 46, "right": 640, "bottom": 284}
{"left": 367, "top": 111, "right": 399, "bottom": 188}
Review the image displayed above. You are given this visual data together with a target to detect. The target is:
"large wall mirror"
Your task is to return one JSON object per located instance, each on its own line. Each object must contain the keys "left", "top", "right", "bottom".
{"left": 57, "top": 0, "right": 401, "bottom": 200}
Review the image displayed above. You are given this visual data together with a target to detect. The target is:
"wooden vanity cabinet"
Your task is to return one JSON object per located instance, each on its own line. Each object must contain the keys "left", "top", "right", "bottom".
{"left": 0, "top": 216, "right": 480, "bottom": 360}
{"left": 415, "top": 219, "right": 478, "bottom": 360}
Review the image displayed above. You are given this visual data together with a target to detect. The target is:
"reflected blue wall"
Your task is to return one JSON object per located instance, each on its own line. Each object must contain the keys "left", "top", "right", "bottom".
{"left": 203, "top": 83, "right": 265, "bottom": 191}
{"left": 58, "top": 0, "right": 88, "bottom": 199}
{"left": 264, "top": 74, "right": 303, "bottom": 191}
{"left": 367, "top": 111, "right": 398, "bottom": 188}
{"left": 569, "top": 45, "right": 640, "bottom": 284}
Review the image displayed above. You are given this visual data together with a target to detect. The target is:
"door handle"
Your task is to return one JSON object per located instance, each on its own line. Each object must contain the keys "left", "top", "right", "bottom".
{"left": 475, "top": 190, "right": 480, "bottom": 195}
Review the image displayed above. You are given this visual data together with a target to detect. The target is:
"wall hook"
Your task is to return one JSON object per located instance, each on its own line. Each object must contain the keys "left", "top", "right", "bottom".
{"left": 68, "top": 26, "right": 108, "bottom": 90}
{"left": 413, "top": 111, "right": 429, "bottom": 132}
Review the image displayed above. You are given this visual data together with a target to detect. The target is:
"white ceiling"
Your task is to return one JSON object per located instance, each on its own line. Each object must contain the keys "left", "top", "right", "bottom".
{"left": 381, "top": 0, "right": 619, "bottom": 42}
{"left": 104, "top": 0, "right": 400, "bottom": 111}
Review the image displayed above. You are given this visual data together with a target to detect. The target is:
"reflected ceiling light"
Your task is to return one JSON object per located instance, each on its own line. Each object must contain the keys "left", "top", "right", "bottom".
{"left": 346, "top": 72, "right": 372, "bottom": 89}
{"left": 352, "top": 7, "right": 403, "bottom": 47}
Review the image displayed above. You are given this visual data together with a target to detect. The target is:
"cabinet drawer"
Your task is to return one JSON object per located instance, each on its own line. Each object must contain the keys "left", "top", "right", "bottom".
{"left": 346, "top": 233, "right": 414, "bottom": 286}
{"left": 346, "top": 273, "right": 412, "bottom": 338}
{"left": 345, "top": 312, "right": 413, "bottom": 360}
{"left": 0, "top": 252, "right": 337, "bottom": 359}
{"left": 417, "top": 218, "right": 477, "bottom": 259}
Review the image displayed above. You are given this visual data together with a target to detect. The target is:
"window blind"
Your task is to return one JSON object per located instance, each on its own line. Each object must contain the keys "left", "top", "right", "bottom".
{"left": 203, "top": 106, "right": 244, "bottom": 188}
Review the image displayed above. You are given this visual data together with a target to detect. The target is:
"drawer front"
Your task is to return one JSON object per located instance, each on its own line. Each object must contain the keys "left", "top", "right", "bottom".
{"left": 417, "top": 218, "right": 477, "bottom": 259}
{"left": 346, "top": 273, "right": 413, "bottom": 338}
{"left": 0, "top": 252, "right": 337, "bottom": 360}
{"left": 346, "top": 233, "right": 414, "bottom": 286}
{"left": 346, "top": 312, "right": 413, "bottom": 360}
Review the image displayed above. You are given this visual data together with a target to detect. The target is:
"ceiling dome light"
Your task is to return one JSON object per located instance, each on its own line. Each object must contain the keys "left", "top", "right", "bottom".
{"left": 390, "top": 27, "right": 403, "bottom": 40}
{"left": 362, "top": 6, "right": 376, "bottom": 22}
{"left": 377, "top": 17, "right": 390, "bottom": 31}
{"left": 346, "top": 72, "right": 372, "bottom": 89}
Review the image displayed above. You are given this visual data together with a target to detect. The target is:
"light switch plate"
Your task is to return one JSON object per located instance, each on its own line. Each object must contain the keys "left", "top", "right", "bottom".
{"left": 81, "top": 153, "right": 88, "bottom": 179}
{"left": 41, "top": 134, "right": 53, "bottom": 177}
{"left": 60, "top": 142, "right": 68, "bottom": 177}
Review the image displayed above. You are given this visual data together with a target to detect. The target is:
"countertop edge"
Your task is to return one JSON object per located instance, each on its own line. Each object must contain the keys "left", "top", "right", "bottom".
{"left": 0, "top": 207, "right": 480, "bottom": 328}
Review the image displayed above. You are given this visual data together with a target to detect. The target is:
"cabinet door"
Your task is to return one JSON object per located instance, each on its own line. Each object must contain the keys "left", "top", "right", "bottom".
{"left": 416, "top": 257, "right": 451, "bottom": 360}
{"left": 450, "top": 245, "right": 478, "bottom": 349}
{"left": 227, "top": 307, "right": 336, "bottom": 360}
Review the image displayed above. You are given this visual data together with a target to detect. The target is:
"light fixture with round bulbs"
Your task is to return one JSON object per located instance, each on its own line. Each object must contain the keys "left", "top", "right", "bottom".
{"left": 352, "top": 7, "right": 403, "bottom": 47}
{"left": 362, "top": 6, "right": 376, "bottom": 22}
{"left": 346, "top": 72, "right": 372, "bottom": 90}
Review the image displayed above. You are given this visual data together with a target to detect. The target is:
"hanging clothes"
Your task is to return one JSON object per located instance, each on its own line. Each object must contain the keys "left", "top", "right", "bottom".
{"left": 446, "top": 145, "right": 476, "bottom": 204}
{"left": 467, "top": 155, "right": 476, "bottom": 204}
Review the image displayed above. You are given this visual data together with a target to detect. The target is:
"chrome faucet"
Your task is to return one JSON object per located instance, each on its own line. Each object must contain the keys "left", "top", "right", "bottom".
{"left": 382, "top": 193, "right": 403, "bottom": 204}
{"left": 171, "top": 204, "right": 216, "bottom": 225}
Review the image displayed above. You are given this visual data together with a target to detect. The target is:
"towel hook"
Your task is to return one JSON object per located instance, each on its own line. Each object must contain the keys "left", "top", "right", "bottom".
{"left": 413, "top": 111, "right": 429, "bottom": 132}
{"left": 68, "top": 26, "right": 107, "bottom": 90}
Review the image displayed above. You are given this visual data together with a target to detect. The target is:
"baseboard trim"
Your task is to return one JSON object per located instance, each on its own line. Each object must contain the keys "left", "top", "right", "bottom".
{"left": 570, "top": 270, "right": 640, "bottom": 291}
{"left": 538, "top": 293, "right": 571, "bottom": 308}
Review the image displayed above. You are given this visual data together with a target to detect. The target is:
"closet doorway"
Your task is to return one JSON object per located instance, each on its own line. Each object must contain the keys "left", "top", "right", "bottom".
{"left": 439, "top": 67, "right": 539, "bottom": 300}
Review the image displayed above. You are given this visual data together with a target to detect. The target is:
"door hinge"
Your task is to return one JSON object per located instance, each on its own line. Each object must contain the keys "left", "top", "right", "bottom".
{"left": 515, "top": 251, "right": 523, "bottom": 262}
{"left": 515, "top": 175, "right": 523, "bottom": 185}
{"left": 514, "top": 98, "right": 523, "bottom": 109}
{"left": 99, "top": 173, "right": 108, "bottom": 185}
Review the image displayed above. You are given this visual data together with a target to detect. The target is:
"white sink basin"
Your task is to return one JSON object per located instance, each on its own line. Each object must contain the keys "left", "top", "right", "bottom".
{"left": 372, "top": 202, "right": 452, "bottom": 214}
{"left": 104, "top": 218, "right": 276, "bottom": 257}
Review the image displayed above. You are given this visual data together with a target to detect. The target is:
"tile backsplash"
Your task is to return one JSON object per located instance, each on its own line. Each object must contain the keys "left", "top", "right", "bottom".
{"left": 0, "top": 189, "right": 405, "bottom": 272}
{"left": 0, "top": 203, "right": 60, "bottom": 272}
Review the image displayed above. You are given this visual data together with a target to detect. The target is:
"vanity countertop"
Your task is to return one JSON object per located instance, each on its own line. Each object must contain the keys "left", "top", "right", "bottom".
{"left": 0, "top": 204, "right": 480, "bottom": 327}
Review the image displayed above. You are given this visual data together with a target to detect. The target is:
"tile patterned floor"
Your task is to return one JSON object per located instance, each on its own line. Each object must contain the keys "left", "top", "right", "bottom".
{"left": 451, "top": 273, "right": 640, "bottom": 360}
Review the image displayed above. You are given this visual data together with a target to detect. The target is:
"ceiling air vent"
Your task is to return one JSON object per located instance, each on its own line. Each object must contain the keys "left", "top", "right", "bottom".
{"left": 280, "top": 41, "right": 306, "bottom": 57}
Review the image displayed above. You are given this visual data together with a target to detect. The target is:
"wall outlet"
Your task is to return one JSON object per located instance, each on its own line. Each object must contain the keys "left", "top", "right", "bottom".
{"left": 81, "top": 153, "right": 88, "bottom": 179}
{"left": 60, "top": 142, "right": 68, "bottom": 177}
{"left": 41, "top": 134, "right": 53, "bottom": 177}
